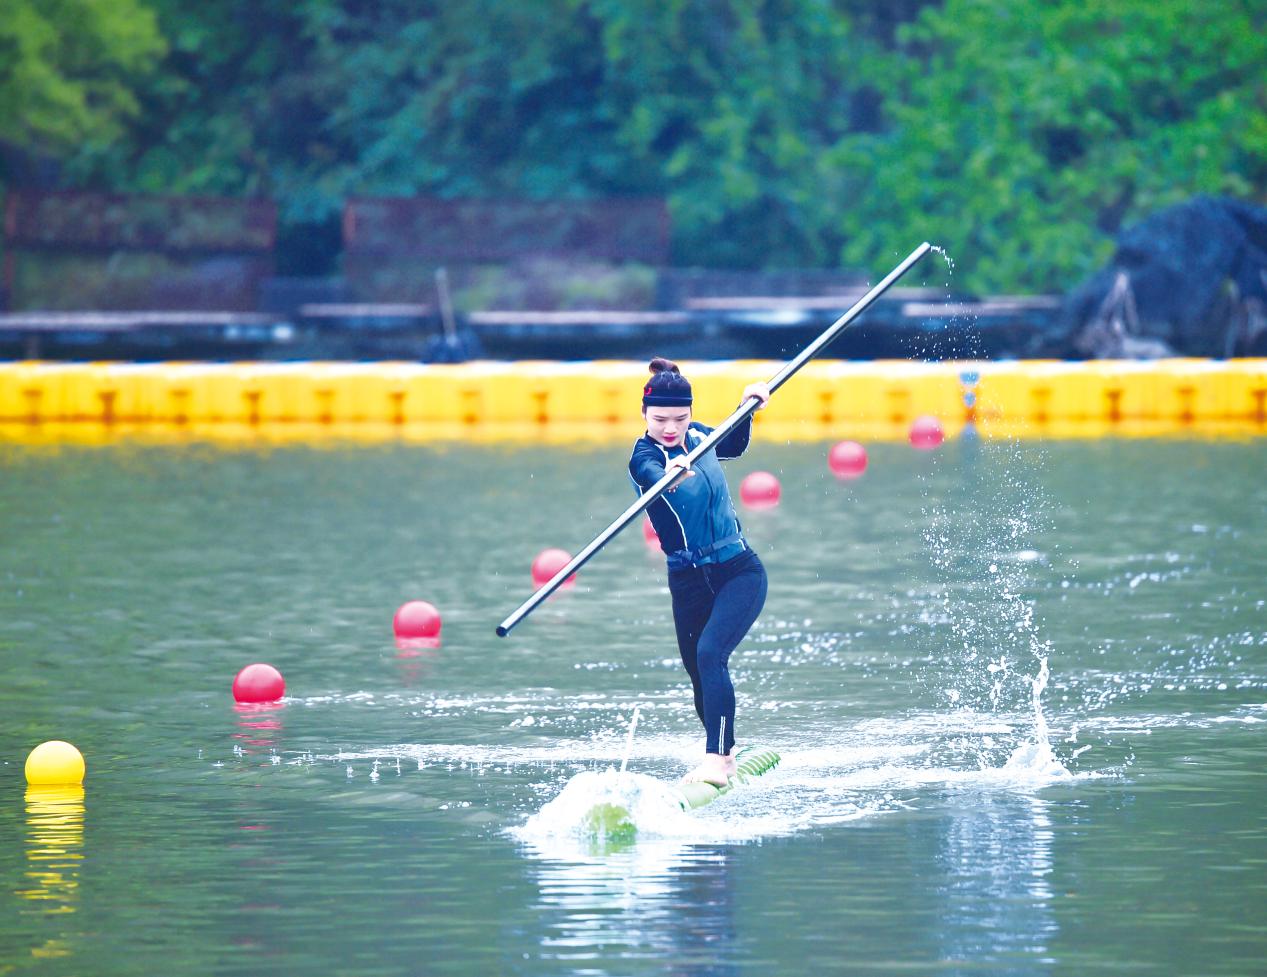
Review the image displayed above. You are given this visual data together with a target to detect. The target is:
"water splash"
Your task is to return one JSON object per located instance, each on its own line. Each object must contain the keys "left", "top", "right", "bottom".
{"left": 919, "top": 438, "right": 1056, "bottom": 719}
{"left": 618, "top": 706, "right": 641, "bottom": 775}
{"left": 516, "top": 769, "right": 697, "bottom": 850}
{"left": 911, "top": 244, "right": 973, "bottom": 359}
{"left": 912, "top": 410, "right": 1079, "bottom": 789}
{"left": 929, "top": 243, "right": 956, "bottom": 273}
{"left": 1000, "top": 657, "right": 1072, "bottom": 782}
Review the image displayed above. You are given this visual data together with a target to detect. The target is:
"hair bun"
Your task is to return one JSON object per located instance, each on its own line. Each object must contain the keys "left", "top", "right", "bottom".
{"left": 648, "top": 356, "right": 680, "bottom": 375}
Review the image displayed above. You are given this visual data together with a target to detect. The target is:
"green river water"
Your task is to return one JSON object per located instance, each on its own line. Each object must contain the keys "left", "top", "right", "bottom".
{"left": 1, "top": 433, "right": 1264, "bottom": 976}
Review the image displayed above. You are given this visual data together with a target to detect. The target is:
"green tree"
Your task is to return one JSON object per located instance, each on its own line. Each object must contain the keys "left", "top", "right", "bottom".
{"left": 61, "top": 0, "right": 320, "bottom": 201}
{"left": 0, "top": 0, "right": 164, "bottom": 162}
{"left": 284, "top": 0, "right": 634, "bottom": 212}
{"left": 51, "top": 0, "right": 1267, "bottom": 291}
{"left": 589, "top": 0, "right": 881, "bottom": 266}
{"left": 66, "top": 0, "right": 891, "bottom": 269}
{"left": 828, "top": 0, "right": 1267, "bottom": 293}
{"left": 65, "top": 2, "right": 634, "bottom": 219}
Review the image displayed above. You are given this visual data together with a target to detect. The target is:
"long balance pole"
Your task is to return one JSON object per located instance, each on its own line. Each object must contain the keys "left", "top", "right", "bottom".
{"left": 496, "top": 241, "right": 933, "bottom": 637}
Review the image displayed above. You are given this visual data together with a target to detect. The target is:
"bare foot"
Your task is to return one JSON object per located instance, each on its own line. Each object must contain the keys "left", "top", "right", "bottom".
{"left": 682, "top": 753, "right": 736, "bottom": 787}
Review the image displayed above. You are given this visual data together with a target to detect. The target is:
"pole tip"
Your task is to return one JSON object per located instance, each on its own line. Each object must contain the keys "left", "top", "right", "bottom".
{"left": 495, "top": 625, "right": 509, "bottom": 638}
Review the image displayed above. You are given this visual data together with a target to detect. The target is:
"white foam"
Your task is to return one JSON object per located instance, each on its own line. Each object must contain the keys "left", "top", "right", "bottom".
{"left": 518, "top": 769, "right": 690, "bottom": 837}
{"left": 297, "top": 653, "right": 1099, "bottom": 848}
{"left": 511, "top": 767, "right": 790, "bottom": 846}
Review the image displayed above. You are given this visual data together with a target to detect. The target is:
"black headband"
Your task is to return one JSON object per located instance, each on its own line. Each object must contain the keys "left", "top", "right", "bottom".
{"left": 642, "top": 370, "right": 692, "bottom": 407}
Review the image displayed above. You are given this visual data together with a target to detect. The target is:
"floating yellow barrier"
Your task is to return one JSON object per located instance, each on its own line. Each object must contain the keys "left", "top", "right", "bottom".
{"left": 0, "top": 359, "right": 1264, "bottom": 437}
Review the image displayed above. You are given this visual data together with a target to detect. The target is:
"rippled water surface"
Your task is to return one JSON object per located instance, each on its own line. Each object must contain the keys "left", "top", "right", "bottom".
{"left": 1, "top": 434, "right": 1265, "bottom": 976}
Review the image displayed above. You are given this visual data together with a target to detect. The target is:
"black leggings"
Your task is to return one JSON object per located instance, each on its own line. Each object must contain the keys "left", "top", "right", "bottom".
{"left": 669, "top": 549, "right": 768, "bottom": 755}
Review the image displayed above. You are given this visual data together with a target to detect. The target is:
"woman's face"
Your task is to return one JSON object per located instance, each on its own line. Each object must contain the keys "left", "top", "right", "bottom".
{"left": 644, "top": 406, "right": 691, "bottom": 447}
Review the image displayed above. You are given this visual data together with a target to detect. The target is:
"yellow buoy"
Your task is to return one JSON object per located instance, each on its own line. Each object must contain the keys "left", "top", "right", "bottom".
{"left": 24, "top": 741, "right": 85, "bottom": 785}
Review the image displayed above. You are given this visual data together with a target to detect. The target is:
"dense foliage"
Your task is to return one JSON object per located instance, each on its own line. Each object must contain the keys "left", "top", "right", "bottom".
{"left": 4, "top": 0, "right": 1265, "bottom": 291}
{"left": 834, "top": 0, "right": 1267, "bottom": 291}
{"left": 0, "top": 0, "right": 164, "bottom": 156}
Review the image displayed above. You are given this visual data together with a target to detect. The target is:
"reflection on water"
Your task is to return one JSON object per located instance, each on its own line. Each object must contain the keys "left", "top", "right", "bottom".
{"left": 524, "top": 840, "right": 737, "bottom": 977}
{"left": 233, "top": 701, "right": 284, "bottom": 754}
{"left": 393, "top": 642, "right": 440, "bottom": 686}
{"left": 936, "top": 792, "right": 1057, "bottom": 974}
{"left": 519, "top": 782, "right": 1065, "bottom": 977}
{"left": 518, "top": 783, "right": 1064, "bottom": 977}
{"left": 15, "top": 786, "right": 85, "bottom": 961}
{"left": 17, "top": 786, "right": 85, "bottom": 914}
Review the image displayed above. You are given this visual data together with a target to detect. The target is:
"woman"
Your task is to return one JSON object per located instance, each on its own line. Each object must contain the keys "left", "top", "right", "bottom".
{"left": 629, "top": 357, "right": 771, "bottom": 786}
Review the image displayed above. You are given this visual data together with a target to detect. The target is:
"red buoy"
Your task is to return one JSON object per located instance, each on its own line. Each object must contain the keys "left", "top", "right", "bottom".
{"left": 909, "top": 415, "right": 945, "bottom": 450}
{"left": 643, "top": 517, "right": 660, "bottom": 549}
{"left": 232, "top": 663, "right": 285, "bottom": 703}
{"left": 393, "top": 600, "right": 442, "bottom": 646}
{"left": 532, "top": 548, "right": 577, "bottom": 588}
{"left": 828, "top": 440, "right": 868, "bottom": 479}
{"left": 739, "top": 471, "right": 781, "bottom": 509}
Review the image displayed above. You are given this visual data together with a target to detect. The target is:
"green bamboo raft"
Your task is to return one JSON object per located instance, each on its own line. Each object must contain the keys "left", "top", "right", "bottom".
{"left": 582, "top": 747, "right": 781, "bottom": 843}
{"left": 672, "top": 747, "right": 782, "bottom": 810}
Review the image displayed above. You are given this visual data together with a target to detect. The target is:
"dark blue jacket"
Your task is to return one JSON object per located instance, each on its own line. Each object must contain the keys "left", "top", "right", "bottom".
{"left": 628, "top": 417, "right": 753, "bottom": 567}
